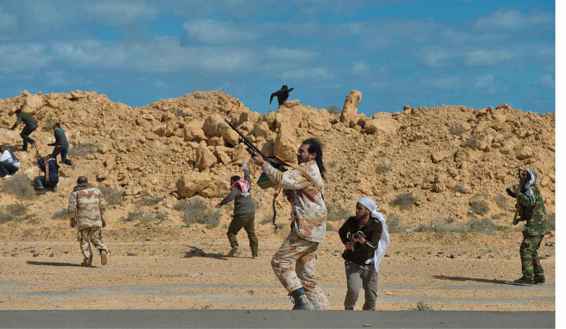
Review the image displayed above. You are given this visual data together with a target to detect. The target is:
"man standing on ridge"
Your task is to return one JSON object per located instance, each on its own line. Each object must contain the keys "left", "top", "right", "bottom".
{"left": 252, "top": 138, "right": 328, "bottom": 311}
{"left": 270, "top": 85, "right": 294, "bottom": 106}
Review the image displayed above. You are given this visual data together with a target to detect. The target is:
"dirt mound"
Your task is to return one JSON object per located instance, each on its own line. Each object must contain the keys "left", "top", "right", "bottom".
{"left": 0, "top": 90, "right": 555, "bottom": 240}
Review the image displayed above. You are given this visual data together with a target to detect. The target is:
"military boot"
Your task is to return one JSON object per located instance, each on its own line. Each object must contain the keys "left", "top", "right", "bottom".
{"left": 534, "top": 275, "right": 545, "bottom": 284}
{"left": 227, "top": 247, "right": 241, "bottom": 257}
{"left": 81, "top": 256, "right": 93, "bottom": 267}
{"left": 512, "top": 276, "right": 535, "bottom": 285}
{"left": 290, "top": 288, "right": 314, "bottom": 311}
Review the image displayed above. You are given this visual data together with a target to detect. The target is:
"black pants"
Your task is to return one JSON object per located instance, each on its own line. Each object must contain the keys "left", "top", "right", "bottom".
{"left": 51, "top": 145, "right": 71, "bottom": 165}
{"left": 227, "top": 212, "right": 258, "bottom": 257}
{"left": 20, "top": 125, "right": 37, "bottom": 151}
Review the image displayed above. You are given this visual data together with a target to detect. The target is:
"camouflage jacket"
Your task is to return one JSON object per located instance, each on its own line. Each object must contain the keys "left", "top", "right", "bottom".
{"left": 262, "top": 160, "right": 327, "bottom": 243}
{"left": 68, "top": 185, "right": 107, "bottom": 229}
{"left": 515, "top": 186, "right": 548, "bottom": 236}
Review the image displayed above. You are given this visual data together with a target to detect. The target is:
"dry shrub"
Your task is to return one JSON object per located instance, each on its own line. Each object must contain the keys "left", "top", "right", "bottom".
{"left": 2, "top": 175, "right": 35, "bottom": 199}
{"left": 390, "top": 193, "right": 416, "bottom": 210}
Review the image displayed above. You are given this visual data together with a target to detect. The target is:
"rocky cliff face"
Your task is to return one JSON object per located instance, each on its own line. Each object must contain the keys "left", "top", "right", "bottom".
{"left": 0, "top": 90, "right": 555, "bottom": 240}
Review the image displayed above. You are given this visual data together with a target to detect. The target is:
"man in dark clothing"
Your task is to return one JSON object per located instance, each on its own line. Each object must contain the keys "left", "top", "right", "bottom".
{"left": 216, "top": 161, "right": 258, "bottom": 258}
{"left": 48, "top": 123, "right": 72, "bottom": 165}
{"left": 339, "top": 198, "right": 387, "bottom": 311}
{"left": 35, "top": 153, "right": 59, "bottom": 192}
{"left": 269, "top": 85, "right": 294, "bottom": 106}
{"left": 10, "top": 107, "right": 37, "bottom": 152}
{"left": 506, "top": 168, "right": 549, "bottom": 285}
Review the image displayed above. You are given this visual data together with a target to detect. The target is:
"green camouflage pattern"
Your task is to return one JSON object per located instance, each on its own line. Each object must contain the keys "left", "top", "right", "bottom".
{"left": 515, "top": 186, "right": 549, "bottom": 236}
{"left": 520, "top": 233, "right": 544, "bottom": 279}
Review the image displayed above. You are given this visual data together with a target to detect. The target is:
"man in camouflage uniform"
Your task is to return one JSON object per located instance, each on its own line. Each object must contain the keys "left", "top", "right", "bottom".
{"left": 252, "top": 138, "right": 328, "bottom": 311}
{"left": 216, "top": 161, "right": 258, "bottom": 258}
{"left": 506, "top": 168, "right": 549, "bottom": 285}
{"left": 68, "top": 176, "right": 110, "bottom": 267}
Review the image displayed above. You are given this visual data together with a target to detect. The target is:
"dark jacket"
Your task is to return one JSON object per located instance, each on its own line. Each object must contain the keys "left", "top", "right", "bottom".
{"left": 339, "top": 216, "right": 383, "bottom": 266}
{"left": 219, "top": 167, "right": 255, "bottom": 217}
{"left": 16, "top": 112, "right": 37, "bottom": 128}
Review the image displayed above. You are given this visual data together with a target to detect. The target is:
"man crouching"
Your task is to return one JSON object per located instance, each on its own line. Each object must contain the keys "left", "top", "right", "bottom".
{"left": 68, "top": 176, "right": 110, "bottom": 267}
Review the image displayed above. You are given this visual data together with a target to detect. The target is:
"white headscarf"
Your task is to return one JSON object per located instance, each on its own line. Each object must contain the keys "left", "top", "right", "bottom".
{"left": 358, "top": 196, "right": 390, "bottom": 272}
{"left": 522, "top": 168, "right": 537, "bottom": 203}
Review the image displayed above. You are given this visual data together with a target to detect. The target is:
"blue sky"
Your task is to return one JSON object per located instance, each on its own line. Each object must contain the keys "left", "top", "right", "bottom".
{"left": 0, "top": 0, "right": 555, "bottom": 114}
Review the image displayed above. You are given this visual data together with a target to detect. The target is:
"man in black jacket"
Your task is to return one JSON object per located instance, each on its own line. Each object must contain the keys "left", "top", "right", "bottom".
{"left": 338, "top": 199, "right": 385, "bottom": 311}
{"left": 269, "top": 85, "right": 294, "bottom": 106}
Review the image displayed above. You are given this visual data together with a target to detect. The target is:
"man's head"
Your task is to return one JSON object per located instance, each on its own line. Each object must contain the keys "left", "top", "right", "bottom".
{"left": 298, "top": 138, "right": 326, "bottom": 178}
{"left": 77, "top": 176, "right": 88, "bottom": 185}
{"left": 281, "top": 84, "right": 289, "bottom": 91}
{"left": 230, "top": 175, "right": 241, "bottom": 184}
{"left": 355, "top": 202, "right": 371, "bottom": 221}
{"left": 54, "top": 122, "right": 61, "bottom": 129}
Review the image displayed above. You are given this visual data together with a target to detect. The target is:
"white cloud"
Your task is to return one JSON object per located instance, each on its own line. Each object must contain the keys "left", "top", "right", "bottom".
{"left": 0, "top": 44, "right": 51, "bottom": 73}
{"left": 89, "top": 1, "right": 157, "bottom": 25}
{"left": 474, "top": 9, "right": 552, "bottom": 31}
{"left": 352, "top": 61, "right": 369, "bottom": 75}
{"left": 422, "top": 48, "right": 454, "bottom": 67}
{"left": 183, "top": 19, "right": 258, "bottom": 44}
{"left": 281, "top": 67, "right": 332, "bottom": 81}
{"left": 422, "top": 48, "right": 513, "bottom": 67}
{"left": 423, "top": 76, "right": 462, "bottom": 90}
{"left": 265, "top": 47, "right": 317, "bottom": 62}
{"left": 474, "top": 74, "right": 497, "bottom": 94}
{"left": 464, "top": 49, "right": 513, "bottom": 66}
{"left": 45, "top": 70, "right": 70, "bottom": 87}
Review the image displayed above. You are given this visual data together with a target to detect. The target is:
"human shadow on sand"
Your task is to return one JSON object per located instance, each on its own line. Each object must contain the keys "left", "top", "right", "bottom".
{"left": 433, "top": 275, "right": 509, "bottom": 285}
{"left": 27, "top": 261, "right": 83, "bottom": 267}
{"left": 184, "top": 246, "right": 228, "bottom": 261}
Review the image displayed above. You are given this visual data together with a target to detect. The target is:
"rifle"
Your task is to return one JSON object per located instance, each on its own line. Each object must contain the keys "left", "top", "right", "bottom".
{"left": 224, "top": 119, "right": 289, "bottom": 173}
{"left": 224, "top": 119, "right": 288, "bottom": 231}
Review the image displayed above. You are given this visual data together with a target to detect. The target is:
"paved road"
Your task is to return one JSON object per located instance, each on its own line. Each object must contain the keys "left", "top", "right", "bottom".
{"left": 0, "top": 310, "right": 555, "bottom": 328}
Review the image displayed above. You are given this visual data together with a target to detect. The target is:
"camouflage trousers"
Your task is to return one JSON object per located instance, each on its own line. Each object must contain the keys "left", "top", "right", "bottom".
{"left": 271, "top": 231, "right": 328, "bottom": 310}
{"left": 78, "top": 227, "right": 108, "bottom": 261}
{"left": 520, "top": 232, "right": 544, "bottom": 279}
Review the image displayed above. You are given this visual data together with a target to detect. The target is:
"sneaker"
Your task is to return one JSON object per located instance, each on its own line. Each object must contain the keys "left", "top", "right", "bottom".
{"left": 100, "top": 250, "right": 109, "bottom": 265}
{"left": 292, "top": 295, "right": 314, "bottom": 311}
{"left": 534, "top": 276, "right": 545, "bottom": 284}
{"left": 227, "top": 248, "right": 240, "bottom": 257}
{"left": 512, "top": 276, "right": 535, "bottom": 285}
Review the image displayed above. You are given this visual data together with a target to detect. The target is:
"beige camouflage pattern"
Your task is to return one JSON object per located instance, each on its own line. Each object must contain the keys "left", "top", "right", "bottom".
{"left": 262, "top": 160, "right": 327, "bottom": 243}
{"left": 78, "top": 227, "right": 108, "bottom": 260}
{"left": 68, "top": 187, "right": 107, "bottom": 229}
{"left": 271, "top": 231, "right": 329, "bottom": 310}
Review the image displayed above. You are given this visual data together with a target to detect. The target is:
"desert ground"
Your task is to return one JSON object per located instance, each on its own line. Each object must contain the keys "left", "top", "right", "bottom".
{"left": 0, "top": 90, "right": 555, "bottom": 311}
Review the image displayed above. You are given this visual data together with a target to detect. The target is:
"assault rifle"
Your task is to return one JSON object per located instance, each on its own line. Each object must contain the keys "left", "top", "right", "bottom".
{"left": 224, "top": 119, "right": 289, "bottom": 231}
{"left": 224, "top": 119, "right": 289, "bottom": 174}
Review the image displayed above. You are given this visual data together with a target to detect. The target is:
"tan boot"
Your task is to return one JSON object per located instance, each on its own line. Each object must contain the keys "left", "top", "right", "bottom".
{"left": 100, "top": 250, "right": 109, "bottom": 265}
